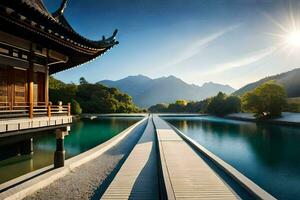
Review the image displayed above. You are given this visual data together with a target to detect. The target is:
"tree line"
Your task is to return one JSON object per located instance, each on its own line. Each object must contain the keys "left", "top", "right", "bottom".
{"left": 149, "top": 81, "right": 293, "bottom": 118}
{"left": 148, "top": 93, "right": 241, "bottom": 115}
{"left": 49, "top": 77, "right": 141, "bottom": 115}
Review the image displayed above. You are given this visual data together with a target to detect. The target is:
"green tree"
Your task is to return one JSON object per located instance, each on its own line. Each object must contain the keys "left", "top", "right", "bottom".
{"left": 71, "top": 99, "right": 82, "bottom": 115}
{"left": 148, "top": 104, "right": 168, "bottom": 113}
{"left": 205, "top": 92, "right": 241, "bottom": 116}
{"left": 224, "top": 95, "right": 241, "bottom": 114}
{"left": 79, "top": 77, "right": 88, "bottom": 85}
{"left": 242, "top": 81, "right": 287, "bottom": 118}
{"left": 49, "top": 77, "right": 140, "bottom": 114}
{"left": 167, "top": 100, "right": 187, "bottom": 112}
{"left": 206, "top": 92, "right": 226, "bottom": 115}
{"left": 175, "top": 100, "right": 188, "bottom": 106}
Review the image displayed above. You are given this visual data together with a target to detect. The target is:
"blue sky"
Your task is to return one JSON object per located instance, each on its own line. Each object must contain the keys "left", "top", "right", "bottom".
{"left": 44, "top": 0, "right": 300, "bottom": 88}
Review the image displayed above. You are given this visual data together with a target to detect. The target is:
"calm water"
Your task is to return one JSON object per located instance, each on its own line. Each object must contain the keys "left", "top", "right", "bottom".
{"left": 0, "top": 117, "right": 141, "bottom": 184}
{"left": 164, "top": 116, "right": 300, "bottom": 200}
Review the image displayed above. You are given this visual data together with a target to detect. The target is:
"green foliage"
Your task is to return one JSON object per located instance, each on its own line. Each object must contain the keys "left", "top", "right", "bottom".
{"left": 285, "top": 98, "right": 300, "bottom": 113}
{"left": 175, "top": 100, "right": 188, "bottom": 106}
{"left": 148, "top": 93, "right": 241, "bottom": 115}
{"left": 49, "top": 76, "right": 77, "bottom": 104}
{"left": 285, "top": 103, "right": 300, "bottom": 112}
{"left": 49, "top": 76, "right": 65, "bottom": 89}
{"left": 206, "top": 92, "right": 241, "bottom": 116}
{"left": 71, "top": 99, "right": 82, "bottom": 115}
{"left": 242, "top": 81, "right": 287, "bottom": 117}
{"left": 49, "top": 76, "right": 139, "bottom": 114}
{"left": 79, "top": 77, "right": 88, "bottom": 85}
{"left": 148, "top": 104, "right": 168, "bottom": 113}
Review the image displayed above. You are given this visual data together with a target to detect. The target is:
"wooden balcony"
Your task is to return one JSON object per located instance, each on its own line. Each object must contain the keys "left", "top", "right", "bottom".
{"left": 0, "top": 102, "right": 72, "bottom": 135}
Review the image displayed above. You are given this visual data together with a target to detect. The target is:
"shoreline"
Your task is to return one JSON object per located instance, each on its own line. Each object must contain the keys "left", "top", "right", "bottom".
{"left": 226, "top": 112, "right": 300, "bottom": 127}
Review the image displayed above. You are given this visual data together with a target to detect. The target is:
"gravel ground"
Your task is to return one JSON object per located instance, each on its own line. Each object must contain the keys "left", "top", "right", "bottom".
{"left": 24, "top": 122, "right": 146, "bottom": 200}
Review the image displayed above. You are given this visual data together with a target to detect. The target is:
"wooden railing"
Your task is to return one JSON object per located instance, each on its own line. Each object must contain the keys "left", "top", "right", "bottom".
{"left": 0, "top": 102, "right": 71, "bottom": 119}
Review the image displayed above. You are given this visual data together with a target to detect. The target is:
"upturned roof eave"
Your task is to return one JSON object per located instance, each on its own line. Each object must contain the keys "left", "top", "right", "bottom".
{"left": 1, "top": 0, "right": 119, "bottom": 52}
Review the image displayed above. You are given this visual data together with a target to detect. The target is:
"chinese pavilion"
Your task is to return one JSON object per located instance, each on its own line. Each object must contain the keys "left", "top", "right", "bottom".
{"left": 0, "top": 0, "right": 118, "bottom": 167}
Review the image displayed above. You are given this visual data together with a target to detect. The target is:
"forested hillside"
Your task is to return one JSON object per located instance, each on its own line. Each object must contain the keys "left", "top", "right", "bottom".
{"left": 233, "top": 68, "right": 300, "bottom": 97}
{"left": 49, "top": 77, "right": 140, "bottom": 114}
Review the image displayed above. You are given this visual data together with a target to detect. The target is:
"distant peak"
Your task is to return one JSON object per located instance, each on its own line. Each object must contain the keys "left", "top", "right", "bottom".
{"left": 202, "top": 81, "right": 217, "bottom": 86}
{"left": 127, "top": 74, "right": 150, "bottom": 78}
{"left": 166, "top": 75, "right": 181, "bottom": 80}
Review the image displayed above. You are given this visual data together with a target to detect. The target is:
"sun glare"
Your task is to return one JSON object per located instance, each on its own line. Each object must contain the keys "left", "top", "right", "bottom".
{"left": 264, "top": 4, "right": 300, "bottom": 55}
{"left": 285, "top": 31, "right": 300, "bottom": 47}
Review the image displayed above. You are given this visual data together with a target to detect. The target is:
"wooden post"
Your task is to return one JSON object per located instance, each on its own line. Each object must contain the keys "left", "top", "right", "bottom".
{"left": 47, "top": 102, "right": 51, "bottom": 118}
{"left": 28, "top": 43, "right": 34, "bottom": 118}
{"left": 67, "top": 102, "right": 71, "bottom": 116}
{"left": 29, "top": 73, "right": 34, "bottom": 119}
{"left": 45, "top": 50, "right": 49, "bottom": 105}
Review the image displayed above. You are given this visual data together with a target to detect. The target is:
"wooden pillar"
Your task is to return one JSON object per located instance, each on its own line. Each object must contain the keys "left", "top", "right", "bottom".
{"left": 28, "top": 43, "right": 34, "bottom": 118}
{"left": 45, "top": 49, "right": 49, "bottom": 105}
{"left": 28, "top": 68, "right": 34, "bottom": 119}
{"left": 45, "top": 67, "right": 49, "bottom": 105}
{"left": 47, "top": 102, "right": 52, "bottom": 118}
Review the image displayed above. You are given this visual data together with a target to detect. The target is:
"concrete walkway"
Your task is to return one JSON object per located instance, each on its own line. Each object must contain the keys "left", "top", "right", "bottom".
{"left": 20, "top": 119, "right": 147, "bottom": 200}
{"left": 153, "top": 116, "right": 238, "bottom": 200}
{"left": 101, "top": 117, "right": 159, "bottom": 200}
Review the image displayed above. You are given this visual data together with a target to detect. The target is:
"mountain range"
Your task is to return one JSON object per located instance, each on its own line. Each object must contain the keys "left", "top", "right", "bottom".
{"left": 99, "top": 75, "right": 235, "bottom": 108}
{"left": 233, "top": 68, "right": 300, "bottom": 97}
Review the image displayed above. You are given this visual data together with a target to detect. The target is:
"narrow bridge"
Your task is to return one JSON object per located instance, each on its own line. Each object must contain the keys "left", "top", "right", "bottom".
{"left": 100, "top": 115, "right": 275, "bottom": 200}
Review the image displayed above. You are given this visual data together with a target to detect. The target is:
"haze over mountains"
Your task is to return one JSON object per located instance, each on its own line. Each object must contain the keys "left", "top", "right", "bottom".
{"left": 99, "top": 75, "right": 235, "bottom": 108}
{"left": 233, "top": 68, "right": 300, "bottom": 97}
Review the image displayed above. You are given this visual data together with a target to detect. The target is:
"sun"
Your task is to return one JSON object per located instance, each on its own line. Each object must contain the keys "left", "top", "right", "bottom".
{"left": 285, "top": 31, "right": 300, "bottom": 47}
{"left": 264, "top": 3, "right": 300, "bottom": 55}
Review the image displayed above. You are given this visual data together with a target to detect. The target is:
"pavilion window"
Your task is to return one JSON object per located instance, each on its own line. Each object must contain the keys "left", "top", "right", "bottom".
{"left": 13, "top": 68, "right": 27, "bottom": 104}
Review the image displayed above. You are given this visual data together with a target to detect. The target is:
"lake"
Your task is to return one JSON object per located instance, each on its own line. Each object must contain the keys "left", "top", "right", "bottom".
{"left": 0, "top": 117, "right": 141, "bottom": 184}
{"left": 164, "top": 116, "right": 300, "bottom": 200}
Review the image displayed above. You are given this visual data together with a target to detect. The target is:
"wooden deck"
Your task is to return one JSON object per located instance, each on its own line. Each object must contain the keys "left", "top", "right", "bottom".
{"left": 101, "top": 116, "right": 159, "bottom": 200}
{"left": 153, "top": 116, "right": 238, "bottom": 200}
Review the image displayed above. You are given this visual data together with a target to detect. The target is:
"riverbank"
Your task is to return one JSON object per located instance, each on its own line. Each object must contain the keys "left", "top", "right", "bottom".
{"left": 227, "top": 112, "right": 300, "bottom": 126}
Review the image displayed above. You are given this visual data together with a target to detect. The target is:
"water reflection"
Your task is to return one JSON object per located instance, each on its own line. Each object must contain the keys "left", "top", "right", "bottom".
{"left": 0, "top": 117, "right": 140, "bottom": 184}
{"left": 164, "top": 116, "right": 300, "bottom": 200}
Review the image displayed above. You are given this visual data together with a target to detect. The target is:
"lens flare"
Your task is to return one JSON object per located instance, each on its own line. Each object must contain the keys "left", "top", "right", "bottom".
{"left": 285, "top": 31, "right": 300, "bottom": 47}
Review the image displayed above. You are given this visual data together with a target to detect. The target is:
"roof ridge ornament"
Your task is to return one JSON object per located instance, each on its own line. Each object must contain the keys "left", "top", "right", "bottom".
{"left": 53, "top": 0, "right": 67, "bottom": 19}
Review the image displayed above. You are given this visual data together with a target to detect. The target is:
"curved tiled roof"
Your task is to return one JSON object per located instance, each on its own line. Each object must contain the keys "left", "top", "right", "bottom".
{"left": 0, "top": 0, "right": 119, "bottom": 74}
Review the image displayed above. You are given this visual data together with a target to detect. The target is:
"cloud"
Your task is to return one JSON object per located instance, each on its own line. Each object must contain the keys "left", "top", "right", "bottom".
{"left": 162, "top": 23, "right": 242, "bottom": 69}
{"left": 203, "top": 45, "right": 278, "bottom": 75}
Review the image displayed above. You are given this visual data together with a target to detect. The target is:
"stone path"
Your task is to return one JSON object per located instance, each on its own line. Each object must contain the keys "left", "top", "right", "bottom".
{"left": 101, "top": 117, "right": 159, "bottom": 200}
{"left": 24, "top": 121, "right": 146, "bottom": 200}
{"left": 153, "top": 116, "right": 238, "bottom": 200}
